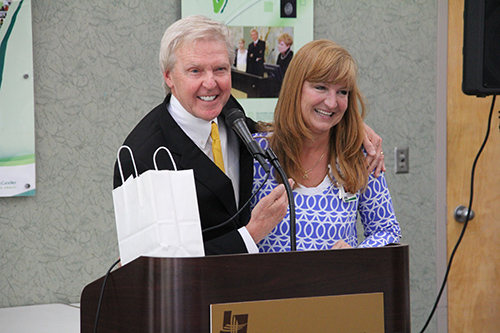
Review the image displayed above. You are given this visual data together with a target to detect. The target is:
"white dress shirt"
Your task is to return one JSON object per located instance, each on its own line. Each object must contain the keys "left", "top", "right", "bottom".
{"left": 168, "top": 95, "right": 258, "bottom": 253}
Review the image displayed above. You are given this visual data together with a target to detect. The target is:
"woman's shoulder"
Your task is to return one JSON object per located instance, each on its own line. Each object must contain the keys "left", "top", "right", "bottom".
{"left": 252, "top": 131, "right": 272, "bottom": 139}
{"left": 252, "top": 131, "right": 271, "bottom": 149}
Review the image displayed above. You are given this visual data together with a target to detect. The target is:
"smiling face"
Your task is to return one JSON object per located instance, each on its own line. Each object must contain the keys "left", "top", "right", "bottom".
{"left": 163, "top": 39, "right": 231, "bottom": 121}
{"left": 300, "top": 80, "right": 349, "bottom": 138}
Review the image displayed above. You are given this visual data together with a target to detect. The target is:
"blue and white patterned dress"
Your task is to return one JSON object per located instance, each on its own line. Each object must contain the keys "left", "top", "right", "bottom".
{"left": 251, "top": 133, "right": 401, "bottom": 252}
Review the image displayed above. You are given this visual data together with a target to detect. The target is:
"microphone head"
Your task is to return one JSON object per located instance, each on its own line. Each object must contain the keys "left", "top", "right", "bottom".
{"left": 222, "top": 108, "right": 245, "bottom": 128}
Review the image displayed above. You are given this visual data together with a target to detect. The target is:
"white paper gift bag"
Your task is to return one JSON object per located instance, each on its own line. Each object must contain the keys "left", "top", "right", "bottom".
{"left": 113, "top": 146, "right": 205, "bottom": 266}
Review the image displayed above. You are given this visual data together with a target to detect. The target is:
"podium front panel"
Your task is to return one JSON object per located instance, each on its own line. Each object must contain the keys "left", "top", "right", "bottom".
{"left": 81, "top": 244, "right": 410, "bottom": 332}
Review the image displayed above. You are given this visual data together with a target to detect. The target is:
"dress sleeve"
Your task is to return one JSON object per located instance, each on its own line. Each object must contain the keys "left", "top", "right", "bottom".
{"left": 250, "top": 134, "right": 273, "bottom": 211}
{"left": 357, "top": 172, "right": 401, "bottom": 247}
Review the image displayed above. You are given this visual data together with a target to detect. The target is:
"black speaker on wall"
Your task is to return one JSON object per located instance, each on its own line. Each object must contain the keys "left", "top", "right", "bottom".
{"left": 281, "top": 0, "right": 296, "bottom": 18}
{"left": 462, "top": 0, "right": 500, "bottom": 96}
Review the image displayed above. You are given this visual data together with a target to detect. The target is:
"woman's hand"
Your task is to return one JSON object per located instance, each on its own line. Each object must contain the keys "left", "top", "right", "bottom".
{"left": 331, "top": 240, "right": 352, "bottom": 249}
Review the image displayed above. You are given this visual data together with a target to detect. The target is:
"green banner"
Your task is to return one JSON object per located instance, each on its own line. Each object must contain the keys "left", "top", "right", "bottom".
{"left": 0, "top": 0, "right": 36, "bottom": 197}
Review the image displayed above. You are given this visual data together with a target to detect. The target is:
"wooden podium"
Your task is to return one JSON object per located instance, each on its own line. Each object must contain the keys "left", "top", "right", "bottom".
{"left": 231, "top": 69, "right": 279, "bottom": 98}
{"left": 81, "top": 244, "right": 410, "bottom": 332}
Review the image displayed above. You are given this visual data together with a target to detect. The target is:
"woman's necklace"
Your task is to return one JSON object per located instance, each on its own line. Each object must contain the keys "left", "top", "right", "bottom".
{"left": 303, "top": 151, "right": 327, "bottom": 179}
{"left": 280, "top": 48, "right": 291, "bottom": 60}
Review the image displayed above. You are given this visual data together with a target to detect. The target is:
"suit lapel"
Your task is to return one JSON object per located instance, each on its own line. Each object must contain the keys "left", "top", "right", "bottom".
{"left": 237, "top": 140, "right": 253, "bottom": 226}
{"left": 223, "top": 95, "right": 254, "bottom": 227}
{"left": 159, "top": 96, "right": 238, "bottom": 216}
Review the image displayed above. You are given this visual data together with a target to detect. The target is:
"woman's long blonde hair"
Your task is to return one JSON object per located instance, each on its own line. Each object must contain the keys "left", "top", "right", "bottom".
{"left": 265, "top": 39, "right": 368, "bottom": 193}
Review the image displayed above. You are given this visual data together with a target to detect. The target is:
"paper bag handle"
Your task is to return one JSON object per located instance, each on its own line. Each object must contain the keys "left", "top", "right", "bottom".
{"left": 153, "top": 146, "right": 177, "bottom": 171}
{"left": 116, "top": 145, "right": 139, "bottom": 184}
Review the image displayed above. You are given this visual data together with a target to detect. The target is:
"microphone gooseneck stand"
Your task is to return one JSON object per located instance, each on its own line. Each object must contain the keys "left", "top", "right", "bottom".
{"left": 265, "top": 148, "right": 296, "bottom": 251}
{"left": 222, "top": 108, "right": 296, "bottom": 251}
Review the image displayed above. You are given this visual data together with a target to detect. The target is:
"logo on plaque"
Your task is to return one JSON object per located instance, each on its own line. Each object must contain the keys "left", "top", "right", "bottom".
{"left": 220, "top": 310, "right": 248, "bottom": 333}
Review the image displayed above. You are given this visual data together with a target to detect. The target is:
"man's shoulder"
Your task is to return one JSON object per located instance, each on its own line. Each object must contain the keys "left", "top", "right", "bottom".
{"left": 119, "top": 97, "right": 177, "bottom": 164}
{"left": 222, "top": 95, "right": 257, "bottom": 133}
{"left": 123, "top": 103, "right": 165, "bottom": 149}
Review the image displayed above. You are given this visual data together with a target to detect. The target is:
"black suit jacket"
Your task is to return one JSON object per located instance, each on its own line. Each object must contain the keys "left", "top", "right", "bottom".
{"left": 246, "top": 39, "right": 266, "bottom": 76}
{"left": 113, "top": 94, "right": 257, "bottom": 255}
{"left": 277, "top": 49, "right": 293, "bottom": 77}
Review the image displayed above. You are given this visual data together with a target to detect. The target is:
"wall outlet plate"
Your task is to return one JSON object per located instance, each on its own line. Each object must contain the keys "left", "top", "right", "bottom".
{"left": 395, "top": 146, "right": 409, "bottom": 174}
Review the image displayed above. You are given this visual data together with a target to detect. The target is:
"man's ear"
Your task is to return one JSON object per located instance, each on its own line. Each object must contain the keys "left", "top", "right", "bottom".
{"left": 163, "top": 71, "right": 173, "bottom": 89}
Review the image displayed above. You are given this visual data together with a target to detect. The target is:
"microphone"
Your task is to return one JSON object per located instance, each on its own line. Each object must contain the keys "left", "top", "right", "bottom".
{"left": 222, "top": 108, "right": 270, "bottom": 173}
{"left": 222, "top": 107, "right": 296, "bottom": 251}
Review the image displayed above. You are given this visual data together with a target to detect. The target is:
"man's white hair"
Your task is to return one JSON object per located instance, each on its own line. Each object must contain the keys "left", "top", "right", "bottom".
{"left": 159, "top": 15, "right": 235, "bottom": 94}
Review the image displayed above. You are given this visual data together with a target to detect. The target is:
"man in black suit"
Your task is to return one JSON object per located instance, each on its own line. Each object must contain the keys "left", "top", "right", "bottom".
{"left": 246, "top": 28, "right": 266, "bottom": 76}
{"left": 114, "top": 16, "right": 289, "bottom": 256}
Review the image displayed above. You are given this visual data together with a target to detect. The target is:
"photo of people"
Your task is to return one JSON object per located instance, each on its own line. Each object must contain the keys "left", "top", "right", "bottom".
{"left": 246, "top": 28, "right": 266, "bottom": 76}
{"left": 229, "top": 26, "right": 293, "bottom": 99}
{"left": 276, "top": 32, "right": 293, "bottom": 77}
{"left": 0, "top": 1, "right": 12, "bottom": 29}
{"left": 234, "top": 38, "right": 247, "bottom": 72}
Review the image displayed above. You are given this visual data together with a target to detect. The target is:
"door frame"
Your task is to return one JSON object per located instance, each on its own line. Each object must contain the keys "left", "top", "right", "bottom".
{"left": 436, "top": 0, "right": 449, "bottom": 332}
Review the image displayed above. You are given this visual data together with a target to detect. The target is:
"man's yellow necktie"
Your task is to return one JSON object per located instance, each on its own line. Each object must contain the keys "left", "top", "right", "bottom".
{"left": 210, "top": 122, "right": 225, "bottom": 173}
